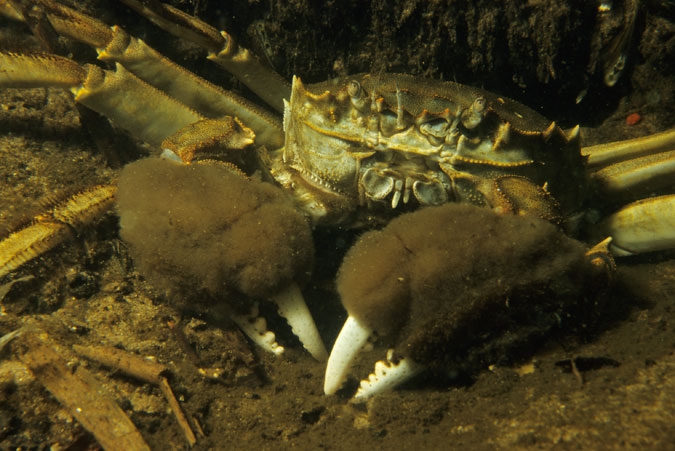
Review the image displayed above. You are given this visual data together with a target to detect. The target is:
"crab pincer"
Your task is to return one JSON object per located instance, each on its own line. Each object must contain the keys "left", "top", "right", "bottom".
{"left": 325, "top": 204, "right": 612, "bottom": 400}
{"left": 116, "top": 157, "right": 327, "bottom": 361}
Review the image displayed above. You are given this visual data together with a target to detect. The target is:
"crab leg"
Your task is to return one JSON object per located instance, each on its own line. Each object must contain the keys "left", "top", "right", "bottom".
{"left": 0, "top": 0, "right": 284, "bottom": 148}
{"left": 592, "top": 194, "right": 675, "bottom": 256}
{"left": 0, "top": 53, "right": 201, "bottom": 147}
{"left": 589, "top": 150, "right": 675, "bottom": 198}
{"left": 580, "top": 130, "right": 675, "bottom": 255}
{"left": 0, "top": 51, "right": 264, "bottom": 160}
{"left": 583, "top": 128, "right": 675, "bottom": 168}
{"left": 117, "top": 0, "right": 291, "bottom": 113}
{"left": 96, "top": 26, "right": 283, "bottom": 148}
{"left": 0, "top": 186, "right": 116, "bottom": 279}
{"left": 583, "top": 129, "right": 675, "bottom": 199}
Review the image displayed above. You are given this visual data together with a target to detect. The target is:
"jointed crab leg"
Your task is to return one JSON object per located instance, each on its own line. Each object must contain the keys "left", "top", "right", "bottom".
{"left": 594, "top": 194, "right": 675, "bottom": 256}
{"left": 1, "top": 0, "right": 290, "bottom": 115}
{"left": 0, "top": 0, "right": 284, "bottom": 148}
{"left": 580, "top": 130, "right": 675, "bottom": 255}
{"left": 0, "top": 186, "right": 117, "bottom": 279}
{"left": 0, "top": 52, "right": 202, "bottom": 147}
{"left": 118, "top": 0, "right": 291, "bottom": 113}
{"left": 590, "top": 150, "right": 675, "bottom": 197}
{"left": 583, "top": 128, "right": 675, "bottom": 198}
{"left": 583, "top": 128, "right": 675, "bottom": 168}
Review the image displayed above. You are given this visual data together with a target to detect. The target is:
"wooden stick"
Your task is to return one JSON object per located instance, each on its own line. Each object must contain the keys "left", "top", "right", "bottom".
{"left": 159, "top": 376, "right": 197, "bottom": 446}
{"left": 16, "top": 332, "right": 151, "bottom": 451}
{"left": 73, "top": 343, "right": 198, "bottom": 447}
{"left": 72, "top": 344, "right": 168, "bottom": 384}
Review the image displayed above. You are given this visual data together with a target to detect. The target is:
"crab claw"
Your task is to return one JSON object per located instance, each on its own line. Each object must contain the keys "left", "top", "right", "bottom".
{"left": 208, "top": 282, "right": 328, "bottom": 361}
{"left": 272, "top": 283, "right": 328, "bottom": 361}
{"left": 324, "top": 315, "right": 423, "bottom": 400}
{"left": 117, "top": 157, "right": 327, "bottom": 360}
{"left": 353, "top": 350, "right": 424, "bottom": 402}
{"left": 326, "top": 203, "right": 596, "bottom": 400}
{"left": 230, "top": 303, "right": 284, "bottom": 356}
{"left": 324, "top": 316, "right": 372, "bottom": 395}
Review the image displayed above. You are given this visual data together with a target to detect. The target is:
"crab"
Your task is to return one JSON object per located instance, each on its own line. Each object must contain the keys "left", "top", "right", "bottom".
{"left": 0, "top": 0, "right": 674, "bottom": 404}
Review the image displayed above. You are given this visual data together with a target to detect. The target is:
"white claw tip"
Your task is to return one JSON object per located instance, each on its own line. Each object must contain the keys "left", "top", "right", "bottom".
{"left": 324, "top": 316, "right": 373, "bottom": 395}
{"left": 273, "top": 283, "right": 328, "bottom": 361}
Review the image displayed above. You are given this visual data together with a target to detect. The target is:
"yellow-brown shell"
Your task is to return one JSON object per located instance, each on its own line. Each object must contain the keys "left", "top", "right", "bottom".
{"left": 281, "top": 74, "right": 586, "bottom": 225}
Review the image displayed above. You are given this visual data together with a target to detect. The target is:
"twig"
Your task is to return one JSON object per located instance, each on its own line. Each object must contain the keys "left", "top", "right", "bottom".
{"left": 16, "top": 332, "right": 151, "bottom": 451}
{"left": 73, "top": 343, "right": 197, "bottom": 447}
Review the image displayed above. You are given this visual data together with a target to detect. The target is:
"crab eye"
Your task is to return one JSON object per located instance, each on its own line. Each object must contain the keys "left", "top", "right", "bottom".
{"left": 472, "top": 96, "right": 486, "bottom": 114}
{"left": 461, "top": 96, "right": 487, "bottom": 129}
{"left": 348, "top": 80, "right": 361, "bottom": 98}
{"left": 348, "top": 80, "right": 369, "bottom": 111}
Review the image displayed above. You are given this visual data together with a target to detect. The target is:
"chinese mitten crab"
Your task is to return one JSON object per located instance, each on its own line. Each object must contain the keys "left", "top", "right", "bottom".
{"left": 1, "top": 0, "right": 675, "bottom": 401}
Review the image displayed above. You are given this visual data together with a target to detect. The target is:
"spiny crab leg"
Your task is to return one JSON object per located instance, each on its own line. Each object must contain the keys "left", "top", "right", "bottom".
{"left": 117, "top": 0, "right": 291, "bottom": 113}
{"left": 0, "top": 52, "right": 201, "bottom": 147}
{"left": 0, "top": 0, "right": 283, "bottom": 148}
{"left": 0, "top": 186, "right": 117, "bottom": 279}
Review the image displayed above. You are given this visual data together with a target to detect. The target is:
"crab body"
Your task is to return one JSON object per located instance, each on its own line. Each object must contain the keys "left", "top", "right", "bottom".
{"left": 1, "top": 0, "right": 674, "bottom": 405}
{"left": 281, "top": 74, "right": 586, "bottom": 227}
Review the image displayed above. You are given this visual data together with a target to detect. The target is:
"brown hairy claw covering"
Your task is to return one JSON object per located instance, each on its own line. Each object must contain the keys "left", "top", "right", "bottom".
{"left": 116, "top": 157, "right": 314, "bottom": 314}
{"left": 338, "top": 203, "right": 599, "bottom": 373}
